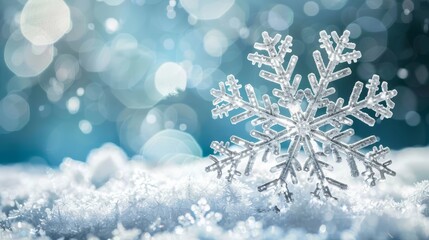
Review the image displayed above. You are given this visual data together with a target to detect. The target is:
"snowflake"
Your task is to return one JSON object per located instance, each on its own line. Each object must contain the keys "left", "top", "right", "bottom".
{"left": 206, "top": 30, "right": 397, "bottom": 202}
{"left": 174, "top": 198, "right": 223, "bottom": 237}
{"left": 176, "top": 198, "right": 222, "bottom": 229}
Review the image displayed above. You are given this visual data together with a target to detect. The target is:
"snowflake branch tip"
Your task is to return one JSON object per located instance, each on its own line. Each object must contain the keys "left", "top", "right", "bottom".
{"left": 207, "top": 29, "right": 397, "bottom": 204}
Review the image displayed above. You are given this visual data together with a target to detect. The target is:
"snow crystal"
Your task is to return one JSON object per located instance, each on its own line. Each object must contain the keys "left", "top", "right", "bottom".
{"left": 207, "top": 30, "right": 397, "bottom": 202}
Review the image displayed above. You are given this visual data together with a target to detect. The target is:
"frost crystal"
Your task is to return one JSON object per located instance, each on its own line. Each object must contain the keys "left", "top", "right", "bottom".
{"left": 207, "top": 30, "right": 397, "bottom": 202}
{"left": 177, "top": 198, "right": 222, "bottom": 229}
{"left": 175, "top": 198, "right": 223, "bottom": 237}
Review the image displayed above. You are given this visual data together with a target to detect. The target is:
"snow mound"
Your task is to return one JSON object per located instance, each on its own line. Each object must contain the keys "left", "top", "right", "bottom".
{"left": 0, "top": 144, "right": 428, "bottom": 239}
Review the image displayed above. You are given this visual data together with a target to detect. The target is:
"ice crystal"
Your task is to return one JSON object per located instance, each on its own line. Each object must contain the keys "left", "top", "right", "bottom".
{"left": 207, "top": 30, "right": 397, "bottom": 202}
{"left": 176, "top": 198, "right": 222, "bottom": 229}
{"left": 174, "top": 198, "right": 223, "bottom": 238}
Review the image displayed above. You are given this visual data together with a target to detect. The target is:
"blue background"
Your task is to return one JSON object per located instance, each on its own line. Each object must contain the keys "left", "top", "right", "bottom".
{"left": 0, "top": 0, "right": 428, "bottom": 165}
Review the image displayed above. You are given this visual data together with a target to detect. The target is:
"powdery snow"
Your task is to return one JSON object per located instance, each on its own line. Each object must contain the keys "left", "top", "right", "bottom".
{"left": 0, "top": 143, "right": 428, "bottom": 239}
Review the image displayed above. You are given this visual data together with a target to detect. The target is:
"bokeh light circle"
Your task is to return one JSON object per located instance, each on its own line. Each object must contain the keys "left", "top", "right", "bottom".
{"left": 203, "top": 29, "right": 229, "bottom": 57}
{"left": 366, "top": 0, "right": 383, "bottom": 9}
{"left": 79, "top": 37, "right": 111, "bottom": 72}
{"left": 163, "top": 103, "right": 199, "bottom": 134}
{"left": 321, "top": 0, "right": 348, "bottom": 10}
{"left": 405, "top": 111, "right": 421, "bottom": 126}
{"left": 0, "top": 94, "right": 30, "bottom": 132}
{"left": 154, "top": 62, "right": 187, "bottom": 96}
{"left": 268, "top": 5, "right": 294, "bottom": 31}
{"left": 355, "top": 17, "right": 386, "bottom": 33}
{"left": 105, "top": 18, "right": 119, "bottom": 34}
{"left": 100, "top": 34, "right": 154, "bottom": 90}
{"left": 397, "top": 68, "right": 409, "bottom": 79}
{"left": 66, "top": 97, "right": 80, "bottom": 114}
{"left": 20, "top": 0, "right": 71, "bottom": 46}
{"left": 303, "top": 1, "right": 319, "bottom": 17}
{"left": 141, "top": 129, "right": 202, "bottom": 164}
{"left": 346, "top": 23, "right": 362, "bottom": 39}
{"left": 79, "top": 120, "right": 93, "bottom": 134}
{"left": 180, "top": 0, "right": 235, "bottom": 20}
{"left": 55, "top": 54, "right": 80, "bottom": 82}
{"left": 4, "top": 31, "right": 54, "bottom": 77}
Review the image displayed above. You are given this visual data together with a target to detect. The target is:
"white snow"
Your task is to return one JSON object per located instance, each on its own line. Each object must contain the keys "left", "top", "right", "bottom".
{"left": 0, "top": 144, "right": 428, "bottom": 239}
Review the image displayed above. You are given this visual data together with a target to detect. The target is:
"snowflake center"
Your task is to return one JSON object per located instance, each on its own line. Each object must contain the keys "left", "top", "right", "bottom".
{"left": 296, "top": 120, "right": 311, "bottom": 136}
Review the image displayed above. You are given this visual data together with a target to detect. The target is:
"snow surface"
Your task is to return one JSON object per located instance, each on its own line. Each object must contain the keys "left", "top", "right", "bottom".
{"left": 0, "top": 143, "right": 429, "bottom": 239}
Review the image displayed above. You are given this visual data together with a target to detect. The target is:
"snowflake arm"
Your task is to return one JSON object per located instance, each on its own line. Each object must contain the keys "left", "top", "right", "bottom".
{"left": 210, "top": 75, "right": 294, "bottom": 127}
{"left": 311, "top": 75, "right": 397, "bottom": 128}
{"left": 208, "top": 74, "right": 296, "bottom": 181}
{"left": 257, "top": 134, "right": 301, "bottom": 202}
{"left": 307, "top": 74, "right": 397, "bottom": 185}
{"left": 207, "top": 32, "right": 303, "bottom": 181}
{"left": 247, "top": 32, "right": 302, "bottom": 107}
{"left": 310, "top": 129, "right": 395, "bottom": 184}
{"left": 206, "top": 129, "right": 296, "bottom": 182}
{"left": 304, "top": 30, "right": 362, "bottom": 121}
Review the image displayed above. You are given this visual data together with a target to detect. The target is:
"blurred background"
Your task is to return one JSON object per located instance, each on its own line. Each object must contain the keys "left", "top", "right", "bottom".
{"left": 0, "top": 0, "right": 428, "bottom": 165}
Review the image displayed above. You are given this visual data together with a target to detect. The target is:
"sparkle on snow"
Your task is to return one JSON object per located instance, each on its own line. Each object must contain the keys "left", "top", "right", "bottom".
{"left": 207, "top": 30, "right": 397, "bottom": 202}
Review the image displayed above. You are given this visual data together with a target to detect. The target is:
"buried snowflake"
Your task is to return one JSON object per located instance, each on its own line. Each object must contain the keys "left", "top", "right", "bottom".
{"left": 207, "top": 30, "right": 397, "bottom": 202}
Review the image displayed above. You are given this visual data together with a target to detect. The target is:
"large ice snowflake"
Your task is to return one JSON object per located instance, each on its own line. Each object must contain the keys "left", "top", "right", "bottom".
{"left": 206, "top": 30, "right": 397, "bottom": 202}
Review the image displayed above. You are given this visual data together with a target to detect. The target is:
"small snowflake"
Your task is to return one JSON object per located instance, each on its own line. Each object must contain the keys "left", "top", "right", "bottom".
{"left": 176, "top": 198, "right": 222, "bottom": 229}
{"left": 174, "top": 198, "right": 223, "bottom": 237}
{"left": 206, "top": 30, "right": 397, "bottom": 202}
